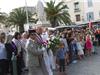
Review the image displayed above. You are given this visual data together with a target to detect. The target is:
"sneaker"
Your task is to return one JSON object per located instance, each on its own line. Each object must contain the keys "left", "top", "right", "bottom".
{"left": 72, "top": 60, "right": 78, "bottom": 64}
{"left": 23, "top": 68, "right": 29, "bottom": 72}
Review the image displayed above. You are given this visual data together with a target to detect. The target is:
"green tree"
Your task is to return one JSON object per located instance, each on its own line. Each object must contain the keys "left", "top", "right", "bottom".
{"left": 0, "top": 12, "right": 7, "bottom": 23}
{"left": 45, "top": 1, "right": 71, "bottom": 27}
{"left": 9, "top": 8, "right": 35, "bottom": 33}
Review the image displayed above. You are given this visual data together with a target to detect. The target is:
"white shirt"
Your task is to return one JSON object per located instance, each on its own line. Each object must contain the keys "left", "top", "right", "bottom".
{"left": 0, "top": 42, "right": 7, "bottom": 59}
{"left": 41, "top": 32, "right": 49, "bottom": 41}
{"left": 12, "top": 38, "right": 22, "bottom": 54}
{"left": 77, "top": 42, "right": 83, "bottom": 51}
{"left": 21, "top": 38, "right": 27, "bottom": 49}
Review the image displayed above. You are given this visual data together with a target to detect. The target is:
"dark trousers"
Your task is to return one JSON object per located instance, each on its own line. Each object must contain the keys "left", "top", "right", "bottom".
{"left": 6, "top": 60, "right": 12, "bottom": 74}
{"left": 69, "top": 50, "right": 78, "bottom": 62}
{"left": 59, "top": 59, "right": 65, "bottom": 72}
{"left": 0, "top": 59, "right": 8, "bottom": 75}
{"left": 17, "top": 51, "right": 25, "bottom": 75}
{"left": 98, "top": 39, "right": 100, "bottom": 45}
{"left": 17, "top": 57, "right": 23, "bottom": 75}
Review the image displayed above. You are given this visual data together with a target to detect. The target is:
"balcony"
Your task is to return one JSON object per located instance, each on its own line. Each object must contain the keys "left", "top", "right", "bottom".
{"left": 74, "top": 8, "right": 80, "bottom": 12}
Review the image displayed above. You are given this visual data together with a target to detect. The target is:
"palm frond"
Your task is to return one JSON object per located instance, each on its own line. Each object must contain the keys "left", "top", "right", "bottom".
{"left": 55, "top": 1, "right": 64, "bottom": 9}
{"left": 57, "top": 5, "right": 68, "bottom": 12}
{"left": 45, "top": 0, "right": 71, "bottom": 27}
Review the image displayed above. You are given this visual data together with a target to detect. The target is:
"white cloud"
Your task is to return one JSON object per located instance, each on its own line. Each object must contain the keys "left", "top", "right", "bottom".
{"left": 0, "top": 0, "right": 38, "bottom": 13}
{"left": 0, "top": 0, "right": 61, "bottom": 13}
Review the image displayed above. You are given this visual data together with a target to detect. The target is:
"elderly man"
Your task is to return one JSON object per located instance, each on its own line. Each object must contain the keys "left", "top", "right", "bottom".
{"left": 36, "top": 27, "right": 53, "bottom": 75}
{"left": 25, "top": 30, "right": 44, "bottom": 75}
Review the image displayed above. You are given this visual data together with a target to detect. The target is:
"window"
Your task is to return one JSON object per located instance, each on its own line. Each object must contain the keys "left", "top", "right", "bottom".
{"left": 76, "top": 14, "right": 81, "bottom": 21}
{"left": 74, "top": 2, "right": 80, "bottom": 12}
{"left": 87, "top": 12, "right": 94, "bottom": 21}
{"left": 87, "top": 0, "right": 93, "bottom": 7}
{"left": 74, "top": 2, "right": 79, "bottom": 10}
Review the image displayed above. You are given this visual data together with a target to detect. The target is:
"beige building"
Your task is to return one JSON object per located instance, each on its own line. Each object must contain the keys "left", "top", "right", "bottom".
{"left": 63, "top": 0, "right": 100, "bottom": 25}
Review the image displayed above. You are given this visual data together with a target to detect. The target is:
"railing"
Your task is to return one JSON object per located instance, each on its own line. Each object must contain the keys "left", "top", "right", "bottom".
{"left": 74, "top": 8, "right": 80, "bottom": 12}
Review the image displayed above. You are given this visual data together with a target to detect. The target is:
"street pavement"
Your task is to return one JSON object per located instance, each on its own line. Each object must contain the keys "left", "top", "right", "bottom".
{"left": 23, "top": 47, "right": 100, "bottom": 75}
{"left": 67, "top": 46, "right": 100, "bottom": 75}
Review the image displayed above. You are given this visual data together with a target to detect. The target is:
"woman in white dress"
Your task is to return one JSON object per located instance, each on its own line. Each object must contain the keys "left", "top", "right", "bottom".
{"left": 12, "top": 32, "right": 23, "bottom": 75}
{"left": 21, "top": 32, "right": 28, "bottom": 70}
{"left": 76, "top": 37, "right": 84, "bottom": 60}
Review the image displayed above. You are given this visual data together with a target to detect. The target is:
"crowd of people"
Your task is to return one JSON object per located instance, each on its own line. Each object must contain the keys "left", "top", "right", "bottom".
{"left": 56, "top": 27, "right": 99, "bottom": 75}
{"left": 0, "top": 26, "right": 99, "bottom": 75}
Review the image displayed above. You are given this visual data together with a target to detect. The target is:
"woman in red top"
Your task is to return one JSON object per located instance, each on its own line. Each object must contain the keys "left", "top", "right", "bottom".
{"left": 85, "top": 34, "right": 93, "bottom": 56}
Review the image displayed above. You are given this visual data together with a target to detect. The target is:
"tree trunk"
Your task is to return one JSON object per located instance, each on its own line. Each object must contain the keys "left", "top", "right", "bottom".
{"left": 51, "top": 18, "right": 59, "bottom": 27}
{"left": 19, "top": 24, "right": 24, "bottom": 33}
{"left": 51, "top": 19, "right": 56, "bottom": 27}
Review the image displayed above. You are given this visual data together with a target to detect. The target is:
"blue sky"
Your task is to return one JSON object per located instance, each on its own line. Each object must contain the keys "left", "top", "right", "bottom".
{"left": 0, "top": 0, "right": 61, "bottom": 13}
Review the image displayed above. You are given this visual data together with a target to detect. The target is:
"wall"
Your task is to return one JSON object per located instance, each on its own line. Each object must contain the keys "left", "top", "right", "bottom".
{"left": 63, "top": 0, "right": 100, "bottom": 24}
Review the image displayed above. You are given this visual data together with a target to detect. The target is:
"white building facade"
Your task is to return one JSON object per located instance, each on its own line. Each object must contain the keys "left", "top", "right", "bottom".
{"left": 63, "top": 0, "right": 100, "bottom": 25}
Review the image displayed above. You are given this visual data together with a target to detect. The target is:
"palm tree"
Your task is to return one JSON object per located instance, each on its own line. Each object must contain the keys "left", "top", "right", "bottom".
{"left": 45, "top": 1, "right": 71, "bottom": 27}
{"left": 0, "top": 12, "right": 7, "bottom": 23}
{"left": 9, "top": 8, "right": 35, "bottom": 33}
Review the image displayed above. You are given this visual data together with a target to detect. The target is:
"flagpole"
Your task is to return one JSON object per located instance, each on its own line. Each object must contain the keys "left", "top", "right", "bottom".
{"left": 25, "top": 0, "right": 29, "bottom": 24}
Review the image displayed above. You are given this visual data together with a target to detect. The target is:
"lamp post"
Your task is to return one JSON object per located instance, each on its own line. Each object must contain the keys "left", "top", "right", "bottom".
{"left": 25, "top": 0, "right": 29, "bottom": 24}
